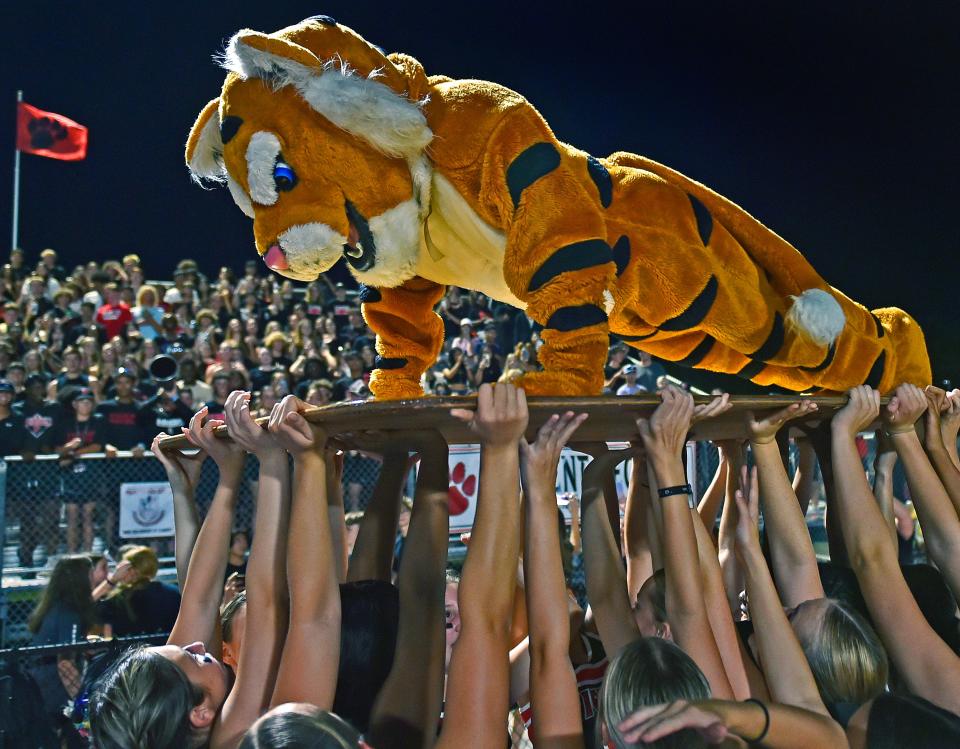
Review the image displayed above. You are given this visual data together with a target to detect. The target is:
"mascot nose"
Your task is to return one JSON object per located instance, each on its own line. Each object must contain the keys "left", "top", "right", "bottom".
{"left": 264, "top": 245, "right": 289, "bottom": 271}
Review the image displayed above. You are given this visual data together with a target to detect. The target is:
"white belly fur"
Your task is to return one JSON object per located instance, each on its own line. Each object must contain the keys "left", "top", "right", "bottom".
{"left": 414, "top": 173, "right": 526, "bottom": 309}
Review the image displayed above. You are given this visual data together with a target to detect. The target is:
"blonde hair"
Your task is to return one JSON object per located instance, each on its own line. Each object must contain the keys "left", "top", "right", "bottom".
{"left": 264, "top": 331, "right": 290, "bottom": 352}
{"left": 599, "top": 638, "right": 710, "bottom": 749}
{"left": 90, "top": 647, "right": 207, "bottom": 749}
{"left": 107, "top": 546, "right": 158, "bottom": 600}
{"left": 136, "top": 284, "right": 159, "bottom": 307}
{"left": 799, "top": 598, "right": 889, "bottom": 706}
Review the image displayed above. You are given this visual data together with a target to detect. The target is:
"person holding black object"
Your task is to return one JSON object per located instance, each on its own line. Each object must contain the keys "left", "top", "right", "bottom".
{"left": 136, "top": 385, "right": 193, "bottom": 442}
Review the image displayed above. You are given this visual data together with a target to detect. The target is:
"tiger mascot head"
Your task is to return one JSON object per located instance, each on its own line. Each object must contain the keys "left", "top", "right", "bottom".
{"left": 186, "top": 16, "right": 434, "bottom": 287}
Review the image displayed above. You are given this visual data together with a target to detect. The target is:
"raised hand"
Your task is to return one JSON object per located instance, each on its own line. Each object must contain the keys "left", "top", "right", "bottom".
{"left": 151, "top": 433, "right": 205, "bottom": 496}
{"left": 617, "top": 701, "right": 728, "bottom": 746}
{"left": 831, "top": 385, "right": 881, "bottom": 438}
{"left": 636, "top": 385, "right": 695, "bottom": 463}
{"left": 733, "top": 464, "right": 761, "bottom": 558}
{"left": 181, "top": 404, "right": 244, "bottom": 473}
{"left": 940, "top": 389, "right": 960, "bottom": 439}
{"left": 267, "top": 395, "right": 327, "bottom": 456}
{"left": 520, "top": 411, "right": 588, "bottom": 495}
{"left": 883, "top": 383, "right": 928, "bottom": 435}
{"left": 224, "top": 390, "right": 281, "bottom": 456}
{"left": 746, "top": 401, "right": 819, "bottom": 445}
{"left": 450, "top": 383, "right": 528, "bottom": 447}
{"left": 692, "top": 392, "right": 732, "bottom": 423}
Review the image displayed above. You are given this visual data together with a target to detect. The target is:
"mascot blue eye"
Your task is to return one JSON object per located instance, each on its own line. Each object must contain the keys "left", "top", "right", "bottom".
{"left": 273, "top": 161, "right": 297, "bottom": 191}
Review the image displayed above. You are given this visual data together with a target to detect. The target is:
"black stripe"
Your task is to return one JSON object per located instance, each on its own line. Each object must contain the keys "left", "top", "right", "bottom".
{"left": 660, "top": 275, "right": 719, "bottom": 331}
{"left": 546, "top": 305, "right": 607, "bottom": 332}
{"left": 676, "top": 335, "right": 715, "bottom": 367}
{"left": 586, "top": 155, "right": 613, "bottom": 208}
{"left": 358, "top": 284, "right": 381, "bottom": 304}
{"left": 737, "top": 359, "right": 767, "bottom": 381}
{"left": 613, "top": 330, "right": 658, "bottom": 342}
{"left": 872, "top": 313, "right": 885, "bottom": 338}
{"left": 749, "top": 313, "right": 785, "bottom": 362}
{"left": 612, "top": 235, "right": 631, "bottom": 277}
{"left": 866, "top": 350, "right": 886, "bottom": 388}
{"left": 688, "top": 193, "right": 713, "bottom": 246}
{"left": 219, "top": 115, "right": 243, "bottom": 145}
{"left": 375, "top": 356, "right": 408, "bottom": 371}
{"left": 506, "top": 142, "right": 561, "bottom": 209}
{"left": 800, "top": 343, "right": 836, "bottom": 373}
{"left": 528, "top": 239, "right": 612, "bottom": 292}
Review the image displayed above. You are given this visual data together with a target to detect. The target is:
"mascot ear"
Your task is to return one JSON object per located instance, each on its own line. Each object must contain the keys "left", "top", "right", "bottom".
{"left": 224, "top": 30, "right": 323, "bottom": 84}
{"left": 221, "top": 28, "right": 431, "bottom": 161}
{"left": 186, "top": 98, "right": 224, "bottom": 181}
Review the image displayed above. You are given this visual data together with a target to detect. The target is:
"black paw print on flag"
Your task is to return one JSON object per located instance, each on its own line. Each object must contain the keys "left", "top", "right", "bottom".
{"left": 27, "top": 117, "right": 69, "bottom": 150}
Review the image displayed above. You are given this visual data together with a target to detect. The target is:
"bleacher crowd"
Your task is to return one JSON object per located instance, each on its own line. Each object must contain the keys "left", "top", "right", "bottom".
{"left": 6, "top": 244, "right": 960, "bottom": 749}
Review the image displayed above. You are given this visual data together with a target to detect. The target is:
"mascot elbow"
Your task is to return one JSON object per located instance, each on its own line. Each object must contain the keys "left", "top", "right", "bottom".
{"left": 787, "top": 289, "right": 845, "bottom": 346}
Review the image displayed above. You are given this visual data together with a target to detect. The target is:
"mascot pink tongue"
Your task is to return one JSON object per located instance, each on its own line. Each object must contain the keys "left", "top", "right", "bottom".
{"left": 186, "top": 15, "right": 931, "bottom": 400}
{"left": 264, "top": 245, "right": 288, "bottom": 272}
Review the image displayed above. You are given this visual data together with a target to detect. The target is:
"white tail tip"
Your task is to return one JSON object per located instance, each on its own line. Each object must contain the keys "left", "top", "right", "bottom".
{"left": 786, "top": 289, "right": 845, "bottom": 346}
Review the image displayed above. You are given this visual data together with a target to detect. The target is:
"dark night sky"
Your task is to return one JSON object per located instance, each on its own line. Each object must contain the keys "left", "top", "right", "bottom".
{"left": 2, "top": 2, "right": 958, "bottom": 378}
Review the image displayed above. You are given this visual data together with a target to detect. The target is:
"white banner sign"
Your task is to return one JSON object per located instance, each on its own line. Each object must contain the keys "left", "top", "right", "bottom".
{"left": 445, "top": 443, "right": 696, "bottom": 533}
{"left": 120, "top": 482, "right": 175, "bottom": 538}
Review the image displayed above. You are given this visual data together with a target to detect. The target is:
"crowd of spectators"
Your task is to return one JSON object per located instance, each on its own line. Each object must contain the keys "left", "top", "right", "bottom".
{"left": 0, "top": 246, "right": 675, "bottom": 568}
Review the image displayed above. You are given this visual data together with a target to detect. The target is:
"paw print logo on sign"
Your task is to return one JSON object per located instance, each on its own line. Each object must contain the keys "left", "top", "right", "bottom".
{"left": 28, "top": 117, "right": 69, "bottom": 150}
{"left": 448, "top": 461, "right": 477, "bottom": 516}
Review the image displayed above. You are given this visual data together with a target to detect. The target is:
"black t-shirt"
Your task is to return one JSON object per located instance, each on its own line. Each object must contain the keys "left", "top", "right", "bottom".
{"left": 52, "top": 413, "right": 108, "bottom": 450}
{"left": 13, "top": 399, "right": 62, "bottom": 454}
{"left": 0, "top": 413, "right": 25, "bottom": 456}
{"left": 56, "top": 373, "right": 90, "bottom": 391}
{"left": 136, "top": 396, "right": 193, "bottom": 438}
{"left": 96, "top": 581, "right": 181, "bottom": 636}
{"left": 204, "top": 399, "right": 228, "bottom": 422}
{"left": 96, "top": 400, "right": 143, "bottom": 449}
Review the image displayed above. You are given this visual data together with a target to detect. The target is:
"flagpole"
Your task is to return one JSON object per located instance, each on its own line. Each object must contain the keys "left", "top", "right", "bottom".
{"left": 11, "top": 90, "right": 23, "bottom": 250}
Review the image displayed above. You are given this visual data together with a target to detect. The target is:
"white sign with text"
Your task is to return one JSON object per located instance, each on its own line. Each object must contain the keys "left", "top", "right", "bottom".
{"left": 120, "top": 482, "right": 175, "bottom": 538}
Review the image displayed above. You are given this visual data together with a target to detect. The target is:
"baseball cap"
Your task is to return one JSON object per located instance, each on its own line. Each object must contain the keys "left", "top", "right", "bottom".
{"left": 74, "top": 387, "right": 95, "bottom": 401}
{"left": 163, "top": 287, "right": 183, "bottom": 304}
{"left": 623, "top": 364, "right": 638, "bottom": 375}
{"left": 459, "top": 317, "right": 472, "bottom": 327}
{"left": 25, "top": 373, "right": 47, "bottom": 387}
{"left": 0, "top": 380, "right": 14, "bottom": 393}
{"left": 115, "top": 367, "right": 137, "bottom": 382}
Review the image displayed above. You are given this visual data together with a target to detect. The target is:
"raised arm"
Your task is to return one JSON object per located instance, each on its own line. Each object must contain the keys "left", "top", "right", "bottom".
{"left": 617, "top": 698, "right": 846, "bottom": 749}
{"left": 638, "top": 387, "right": 734, "bottom": 699}
{"left": 939, "top": 388, "right": 960, "bottom": 470}
{"left": 921, "top": 385, "right": 960, "bottom": 520}
{"left": 325, "top": 450, "right": 349, "bottom": 582}
{"left": 886, "top": 384, "right": 960, "bottom": 602}
{"left": 624, "top": 450, "right": 655, "bottom": 602}
{"left": 578, "top": 445, "right": 642, "bottom": 657}
{"left": 437, "top": 383, "right": 528, "bottom": 749}
{"left": 831, "top": 385, "right": 960, "bottom": 713}
{"left": 734, "top": 465, "right": 828, "bottom": 715}
{"left": 212, "top": 392, "right": 293, "bottom": 748}
{"left": 872, "top": 431, "right": 900, "bottom": 552}
{"left": 168, "top": 403, "right": 245, "bottom": 651}
{"left": 745, "top": 402, "right": 825, "bottom": 608}
{"left": 368, "top": 431, "right": 450, "bottom": 749}
{"left": 151, "top": 434, "right": 205, "bottom": 590}
{"left": 792, "top": 438, "right": 819, "bottom": 516}
{"left": 520, "top": 411, "right": 589, "bottom": 749}
{"left": 265, "top": 395, "right": 337, "bottom": 710}
{"left": 346, "top": 442, "right": 410, "bottom": 583}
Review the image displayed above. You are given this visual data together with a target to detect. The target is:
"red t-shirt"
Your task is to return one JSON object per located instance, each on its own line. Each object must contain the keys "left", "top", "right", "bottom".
{"left": 96, "top": 303, "right": 132, "bottom": 339}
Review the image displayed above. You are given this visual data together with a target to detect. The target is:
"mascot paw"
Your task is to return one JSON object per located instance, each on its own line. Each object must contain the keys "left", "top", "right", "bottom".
{"left": 369, "top": 374, "right": 425, "bottom": 401}
{"left": 512, "top": 370, "right": 602, "bottom": 397}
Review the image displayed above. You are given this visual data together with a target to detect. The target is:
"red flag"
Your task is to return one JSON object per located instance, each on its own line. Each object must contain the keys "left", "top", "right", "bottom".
{"left": 15, "top": 101, "right": 88, "bottom": 161}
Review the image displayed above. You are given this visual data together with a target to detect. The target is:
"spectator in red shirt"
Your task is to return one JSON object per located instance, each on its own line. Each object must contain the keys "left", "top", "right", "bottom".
{"left": 95, "top": 282, "right": 132, "bottom": 340}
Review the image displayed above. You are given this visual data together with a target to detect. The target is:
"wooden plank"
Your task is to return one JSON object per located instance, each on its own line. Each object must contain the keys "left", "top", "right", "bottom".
{"left": 156, "top": 394, "right": 880, "bottom": 450}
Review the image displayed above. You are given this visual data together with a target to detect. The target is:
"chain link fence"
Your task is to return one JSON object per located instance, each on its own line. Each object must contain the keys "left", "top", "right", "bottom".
{"left": 0, "top": 451, "right": 383, "bottom": 646}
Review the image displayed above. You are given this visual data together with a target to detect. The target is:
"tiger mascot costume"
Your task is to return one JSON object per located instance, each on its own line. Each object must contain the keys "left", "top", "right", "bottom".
{"left": 186, "top": 15, "right": 930, "bottom": 399}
